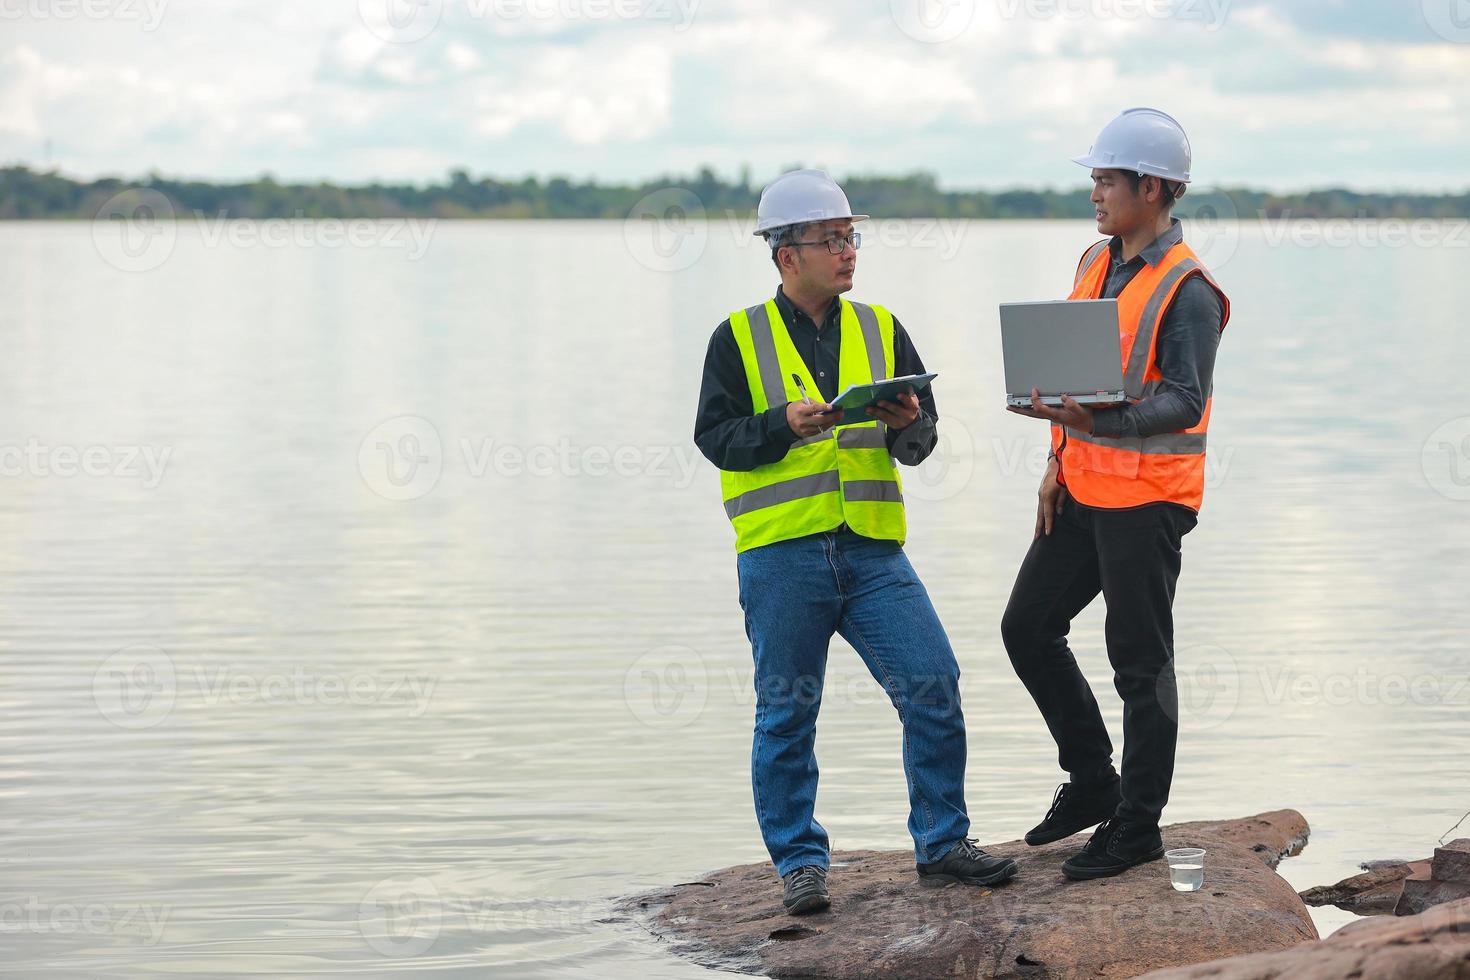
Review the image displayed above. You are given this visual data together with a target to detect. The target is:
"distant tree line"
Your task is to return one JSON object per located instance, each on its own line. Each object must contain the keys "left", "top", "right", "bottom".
{"left": 2, "top": 164, "right": 1467, "bottom": 220}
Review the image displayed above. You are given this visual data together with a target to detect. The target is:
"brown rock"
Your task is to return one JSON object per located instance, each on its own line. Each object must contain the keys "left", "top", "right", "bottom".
{"left": 1435, "top": 839, "right": 1470, "bottom": 885}
{"left": 1162, "top": 809, "right": 1310, "bottom": 868}
{"left": 1136, "top": 895, "right": 1470, "bottom": 979}
{"left": 1396, "top": 869, "right": 1470, "bottom": 916}
{"left": 620, "top": 810, "right": 1316, "bottom": 979}
{"left": 1299, "top": 859, "right": 1428, "bottom": 916}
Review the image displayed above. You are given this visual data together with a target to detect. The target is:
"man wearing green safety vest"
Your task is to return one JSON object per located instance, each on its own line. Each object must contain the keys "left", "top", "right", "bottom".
{"left": 693, "top": 169, "right": 1018, "bottom": 916}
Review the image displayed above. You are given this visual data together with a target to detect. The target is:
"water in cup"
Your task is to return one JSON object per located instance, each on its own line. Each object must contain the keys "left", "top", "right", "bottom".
{"left": 1166, "top": 847, "right": 1206, "bottom": 892}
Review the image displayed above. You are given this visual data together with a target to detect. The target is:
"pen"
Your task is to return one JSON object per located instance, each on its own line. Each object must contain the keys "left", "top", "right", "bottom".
{"left": 792, "top": 373, "right": 813, "bottom": 405}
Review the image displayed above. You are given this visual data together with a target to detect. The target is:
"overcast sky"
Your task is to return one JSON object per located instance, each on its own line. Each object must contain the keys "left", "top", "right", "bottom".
{"left": 2, "top": 0, "right": 1468, "bottom": 191}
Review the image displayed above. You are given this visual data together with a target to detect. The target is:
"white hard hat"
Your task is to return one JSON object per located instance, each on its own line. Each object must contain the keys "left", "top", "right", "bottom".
{"left": 752, "top": 169, "right": 869, "bottom": 237}
{"left": 1073, "top": 107, "right": 1192, "bottom": 184}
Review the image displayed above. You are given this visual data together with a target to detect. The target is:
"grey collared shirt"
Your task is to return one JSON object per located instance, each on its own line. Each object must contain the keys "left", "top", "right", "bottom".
{"left": 1085, "top": 218, "right": 1225, "bottom": 440}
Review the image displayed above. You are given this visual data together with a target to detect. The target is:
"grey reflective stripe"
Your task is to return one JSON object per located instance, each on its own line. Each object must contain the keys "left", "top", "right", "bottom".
{"left": 838, "top": 426, "right": 887, "bottom": 450}
{"left": 1066, "top": 426, "right": 1207, "bottom": 455}
{"left": 791, "top": 429, "right": 835, "bottom": 450}
{"left": 1075, "top": 240, "right": 1110, "bottom": 288}
{"left": 847, "top": 301, "right": 887, "bottom": 381}
{"left": 744, "top": 302, "right": 787, "bottom": 410}
{"left": 842, "top": 479, "right": 903, "bottom": 504}
{"left": 847, "top": 301, "right": 889, "bottom": 438}
{"left": 1124, "top": 259, "right": 1200, "bottom": 397}
{"left": 786, "top": 425, "right": 886, "bottom": 454}
{"left": 724, "top": 471, "right": 841, "bottom": 519}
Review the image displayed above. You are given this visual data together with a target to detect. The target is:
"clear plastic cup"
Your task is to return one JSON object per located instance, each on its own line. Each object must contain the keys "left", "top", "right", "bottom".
{"left": 1166, "top": 847, "right": 1206, "bottom": 892}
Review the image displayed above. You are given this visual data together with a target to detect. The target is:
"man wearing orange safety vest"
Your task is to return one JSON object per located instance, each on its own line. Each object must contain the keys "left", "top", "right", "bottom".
{"left": 1002, "top": 108, "right": 1230, "bottom": 880}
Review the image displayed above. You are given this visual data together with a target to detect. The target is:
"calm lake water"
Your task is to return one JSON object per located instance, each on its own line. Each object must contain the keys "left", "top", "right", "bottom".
{"left": 2, "top": 218, "right": 1467, "bottom": 977}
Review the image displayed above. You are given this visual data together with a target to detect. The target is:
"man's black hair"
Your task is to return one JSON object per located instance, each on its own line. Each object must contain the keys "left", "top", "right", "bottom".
{"left": 764, "top": 224, "right": 800, "bottom": 271}
{"left": 1122, "top": 171, "right": 1182, "bottom": 209}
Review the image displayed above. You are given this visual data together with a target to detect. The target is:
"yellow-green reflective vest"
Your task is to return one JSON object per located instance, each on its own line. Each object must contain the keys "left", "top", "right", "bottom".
{"left": 720, "top": 297, "right": 906, "bottom": 553}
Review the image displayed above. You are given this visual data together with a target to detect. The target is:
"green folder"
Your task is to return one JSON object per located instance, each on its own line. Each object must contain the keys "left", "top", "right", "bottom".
{"left": 822, "top": 373, "right": 938, "bottom": 427}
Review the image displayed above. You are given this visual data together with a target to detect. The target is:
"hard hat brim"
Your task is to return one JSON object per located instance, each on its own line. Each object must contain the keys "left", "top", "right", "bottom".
{"left": 1072, "top": 154, "right": 1191, "bottom": 183}
{"left": 753, "top": 214, "right": 870, "bottom": 237}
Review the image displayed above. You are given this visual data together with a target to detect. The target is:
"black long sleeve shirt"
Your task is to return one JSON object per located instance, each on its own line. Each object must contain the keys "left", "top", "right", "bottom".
{"left": 1085, "top": 218, "right": 1225, "bottom": 440}
{"left": 694, "top": 286, "right": 939, "bottom": 472}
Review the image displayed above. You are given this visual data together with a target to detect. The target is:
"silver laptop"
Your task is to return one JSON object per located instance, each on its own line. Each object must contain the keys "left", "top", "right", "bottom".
{"left": 1000, "top": 299, "right": 1127, "bottom": 408}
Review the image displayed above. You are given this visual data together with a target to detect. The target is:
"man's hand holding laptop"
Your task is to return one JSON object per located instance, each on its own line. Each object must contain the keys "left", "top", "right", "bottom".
{"left": 1006, "top": 388, "right": 1120, "bottom": 433}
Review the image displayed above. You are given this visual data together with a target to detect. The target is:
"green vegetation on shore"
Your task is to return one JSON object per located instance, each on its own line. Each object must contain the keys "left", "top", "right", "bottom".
{"left": 3, "top": 165, "right": 1468, "bottom": 220}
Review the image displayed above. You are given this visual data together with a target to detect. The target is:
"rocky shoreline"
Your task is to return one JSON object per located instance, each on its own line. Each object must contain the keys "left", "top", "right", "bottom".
{"left": 615, "top": 813, "right": 1470, "bottom": 979}
{"left": 1301, "top": 838, "right": 1470, "bottom": 917}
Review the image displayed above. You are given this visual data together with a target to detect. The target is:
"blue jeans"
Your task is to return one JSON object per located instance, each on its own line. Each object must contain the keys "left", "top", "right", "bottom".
{"left": 736, "top": 527, "right": 969, "bottom": 876}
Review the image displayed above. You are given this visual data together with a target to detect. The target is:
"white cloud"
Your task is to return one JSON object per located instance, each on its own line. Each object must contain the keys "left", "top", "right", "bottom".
{"left": 0, "top": 0, "right": 1466, "bottom": 190}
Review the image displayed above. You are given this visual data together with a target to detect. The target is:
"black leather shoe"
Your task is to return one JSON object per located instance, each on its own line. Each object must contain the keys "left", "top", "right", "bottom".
{"left": 1061, "top": 818, "right": 1164, "bottom": 880}
{"left": 1025, "top": 776, "right": 1122, "bottom": 846}
{"left": 781, "top": 866, "right": 830, "bottom": 915}
{"left": 917, "top": 839, "right": 1019, "bottom": 888}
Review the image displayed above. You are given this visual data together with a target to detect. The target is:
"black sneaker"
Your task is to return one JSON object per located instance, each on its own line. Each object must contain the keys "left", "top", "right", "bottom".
{"left": 1061, "top": 818, "right": 1165, "bottom": 880}
{"left": 917, "top": 839, "right": 1019, "bottom": 888}
{"left": 781, "top": 865, "right": 830, "bottom": 915}
{"left": 1024, "top": 776, "right": 1122, "bottom": 846}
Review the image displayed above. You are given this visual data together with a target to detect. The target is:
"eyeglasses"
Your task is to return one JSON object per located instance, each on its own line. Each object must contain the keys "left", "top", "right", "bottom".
{"left": 787, "top": 232, "right": 862, "bottom": 255}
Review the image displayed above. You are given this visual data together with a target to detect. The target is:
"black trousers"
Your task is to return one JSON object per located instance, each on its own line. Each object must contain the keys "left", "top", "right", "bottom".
{"left": 1001, "top": 496, "right": 1197, "bottom": 828}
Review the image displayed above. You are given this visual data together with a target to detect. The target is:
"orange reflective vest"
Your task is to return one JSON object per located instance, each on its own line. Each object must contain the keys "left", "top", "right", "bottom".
{"left": 1051, "top": 238, "right": 1230, "bottom": 512}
